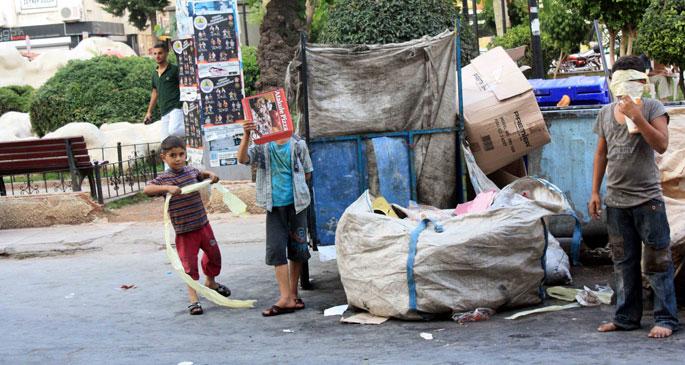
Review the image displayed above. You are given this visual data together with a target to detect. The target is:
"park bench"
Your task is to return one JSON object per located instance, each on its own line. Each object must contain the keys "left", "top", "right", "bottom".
{"left": 0, "top": 137, "right": 98, "bottom": 198}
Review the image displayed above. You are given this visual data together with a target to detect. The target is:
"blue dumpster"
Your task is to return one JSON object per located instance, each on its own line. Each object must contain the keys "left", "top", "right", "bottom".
{"left": 529, "top": 76, "right": 610, "bottom": 107}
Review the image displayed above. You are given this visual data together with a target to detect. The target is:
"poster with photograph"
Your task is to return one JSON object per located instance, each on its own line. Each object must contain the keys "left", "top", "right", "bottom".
{"left": 198, "top": 61, "right": 240, "bottom": 78}
{"left": 187, "top": 0, "right": 234, "bottom": 16}
{"left": 186, "top": 146, "right": 205, "bottom": 168}
{"left": 199, "top": 75, "right": 244, "bottom": 125}
{"left": 193, "top": 13, "right": 239, "bottom": 63}
{"left": 183, "top": 101, "right": 203, "bottom": 148}
{"left": 173, "top": 38, "right": 199, "bottom": 102}
{"left": 242, "top": 88, "right": 293, "bottom": 144}
{"left": 175, "top": 0, "right": 195, "bottom": 38}
{"left": 204, "top": 123, "right": 244, "bottom": 167}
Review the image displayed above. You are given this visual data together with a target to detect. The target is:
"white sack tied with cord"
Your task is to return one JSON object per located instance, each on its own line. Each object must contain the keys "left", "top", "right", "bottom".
{"left": 335, "top": 176, "right": 574, "bottom": 320}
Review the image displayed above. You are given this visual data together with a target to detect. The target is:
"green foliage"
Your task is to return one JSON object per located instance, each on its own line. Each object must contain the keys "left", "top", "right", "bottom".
{"left": 96, "top": 0, "right": 169, "bottom": 30}
{"left": 482, "top": 0, "right": 529, "bottom": 33}
{"left": 0, "top": 85, "right": 35, "bottom": 115}
{"left": 489, "top": 23, "right": 558, "bottom": 73}
{"left": 30, "top": 56, "right": 159, "bottom": 137}
{"left": 639, "top": 0, "right": 685, "bottom": 91}
{"left": 241, "top": 45, "right": 260, "bottom": 96}
{"left": 310, "top": 0, "right": 335, "bottom": 42}
{"left": 319, "top": 0, "right": 476, "bottom": 62}
{"left": 569, "top": 0, "right": 650, "bottom": 33}
{"left": 540, "top": 0, "right": 590, "bottom": 54}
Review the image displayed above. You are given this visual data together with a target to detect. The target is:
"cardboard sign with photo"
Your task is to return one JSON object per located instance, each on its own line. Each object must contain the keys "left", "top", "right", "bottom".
{"left": 173, "top": 38, "right": 199, "bottom": 101}
{"left": 199, "top": 75, "right": 244, "bottom": 125}
{"left": 193, "top": 13, "right": 238, "bottom": 64}
{"left": 183, "top": 101, "right": 203, "bottom": 148}
{"left": 242, "top": 88, "right": 294, "bottom": 144}
{"left": 187, "top": 0, "right": 234, "bottom": 16}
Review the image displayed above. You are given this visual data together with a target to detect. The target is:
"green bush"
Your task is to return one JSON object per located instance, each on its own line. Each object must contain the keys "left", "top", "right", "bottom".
{"left": 319, "top": 0, "right": 476, "bottom": 63}
{"left": 30, "top": 56, "right": 159, "bottom": 136}
{"left": 241, "top": 45, "right": 260, "bottom": 96}
{"left": 0, "top": 85, "right": 35, "bottom": 115}
{"left": 489, "top": 24, "right": 559, "bottom": 75}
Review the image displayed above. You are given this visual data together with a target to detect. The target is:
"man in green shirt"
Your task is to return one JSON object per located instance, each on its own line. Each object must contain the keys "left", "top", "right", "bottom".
{"left": 145, "top": 43, "right": 184, "bottom": 140}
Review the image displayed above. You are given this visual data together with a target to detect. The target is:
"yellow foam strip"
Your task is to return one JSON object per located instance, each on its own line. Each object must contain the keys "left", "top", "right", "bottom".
{"left": 164, "top": 180, "right": 256, "bottom": 308}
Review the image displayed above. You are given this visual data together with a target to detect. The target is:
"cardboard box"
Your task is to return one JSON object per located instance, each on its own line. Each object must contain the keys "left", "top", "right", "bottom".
{"left": 459, "top": 47, "right": 550, "bottom": 175}
{"left": 241, "top": 88, "right": 294, "bottom": 144}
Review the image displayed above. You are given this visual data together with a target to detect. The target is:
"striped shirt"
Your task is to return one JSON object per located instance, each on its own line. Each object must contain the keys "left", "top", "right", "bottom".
{"left": 149, "top": 166, "right": 208, "bottom": 234}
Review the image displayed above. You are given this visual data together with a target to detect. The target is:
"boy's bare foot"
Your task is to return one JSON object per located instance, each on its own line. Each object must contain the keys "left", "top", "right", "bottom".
{"left": 648, "top": 326, "right": 673, "bottom": 339}
{"left": 598, "top": 322, "right": 619, "bottom": 332}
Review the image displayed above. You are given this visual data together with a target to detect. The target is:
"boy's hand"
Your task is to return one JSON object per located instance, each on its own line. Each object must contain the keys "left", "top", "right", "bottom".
{"left": 242, "top": 121, "right": 257, "bottom": 134}
{"left": 167, "top": 186, "right": 182, "bottom": 196}
{"left": 209, "top": 173, "right": 219, "bottom": 184}
{"left": 617, "top": 95, "right": 642, "bottom": 121}
{"left": 588, "top": 193, "right": 602, "bottom": 220}
{"left": 143, "top": 112, "right": 153, "bottom": 125}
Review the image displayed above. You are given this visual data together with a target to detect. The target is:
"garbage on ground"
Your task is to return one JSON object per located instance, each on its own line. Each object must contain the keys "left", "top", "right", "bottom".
{"left": 547, "top": 285, "right": 613, "bottom": 306}
{"left": 336, "top": 174, "right": 578, "bottom": 320}
{"left": 505, "top": 303, "right": 580, "bottom": 320}
{"left": 120, "top": 284, "right": 136, "bottom": 290}
{"left": 544, "top": 233, "right": 572, "bottom": 285}
{"left": 458, "top": 46, "right": 551, "bottom": 174}
{"left": 282, "top": 329, "right": 295, "bottom": 333}
{"left": 419, "top": 333, "right": 434, "bottom": 340}
{"left": 340, "top": 312, "right": 389, "bottom": 325}
{"left": 506, "top": 285, "right": 613, "bottom": 320}
{"left": 324, "top": 305, "right": 348, "bottom": 317}
{"left": 317, "top": 245, "right": 337, "bottom": 262}
{"left": 452, "top": 308, "right": 495, "bottom": 324}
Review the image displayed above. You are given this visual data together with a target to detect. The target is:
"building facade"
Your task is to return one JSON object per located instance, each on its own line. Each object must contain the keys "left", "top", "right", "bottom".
{"left": 0, "top": 0, "right": 151, "bottom": 53}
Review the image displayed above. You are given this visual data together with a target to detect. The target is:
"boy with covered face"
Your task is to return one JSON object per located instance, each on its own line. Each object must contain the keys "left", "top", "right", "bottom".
{"left": 589, "top": 55, "right": 679, "bottom": 338}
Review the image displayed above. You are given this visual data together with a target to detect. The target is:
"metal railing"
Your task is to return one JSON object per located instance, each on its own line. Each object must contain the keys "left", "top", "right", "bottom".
{"left": 1, "top": 142, "right": 163, "bottom": 203}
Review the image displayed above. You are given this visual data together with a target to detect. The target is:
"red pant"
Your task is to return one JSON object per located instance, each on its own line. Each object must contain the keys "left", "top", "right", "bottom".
{"left": 175, "top": 223, "right": 222, "bottom": 280}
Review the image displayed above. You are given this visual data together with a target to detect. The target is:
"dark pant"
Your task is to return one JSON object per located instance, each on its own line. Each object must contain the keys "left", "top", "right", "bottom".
{"left": 265, "top": 205, "right": 310, "bottom": 266}
{"left": 607, "top": 199, "right": 679, "bottom": 331}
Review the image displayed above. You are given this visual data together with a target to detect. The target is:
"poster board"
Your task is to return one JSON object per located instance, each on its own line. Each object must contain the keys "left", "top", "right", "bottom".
{"left": 174, "top": 0, "right": 250, "bottom": 179}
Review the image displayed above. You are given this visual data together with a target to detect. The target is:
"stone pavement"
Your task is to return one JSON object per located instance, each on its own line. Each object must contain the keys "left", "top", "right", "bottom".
{"left": 1, "top": 216, "right": 684, "bottom": 364}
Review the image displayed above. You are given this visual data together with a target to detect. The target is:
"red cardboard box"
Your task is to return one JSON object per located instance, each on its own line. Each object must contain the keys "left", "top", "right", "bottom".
{"left": 241, "top": 88, "right": 294, "bottom": 144}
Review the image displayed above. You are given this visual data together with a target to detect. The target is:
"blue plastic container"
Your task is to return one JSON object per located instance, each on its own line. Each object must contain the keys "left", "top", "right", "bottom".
{"left": 528, "top": 76, "right": 610, "bottom": 106}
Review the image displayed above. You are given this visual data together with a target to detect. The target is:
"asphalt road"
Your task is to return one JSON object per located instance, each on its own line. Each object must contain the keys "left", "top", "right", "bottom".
{"left": 1, "top": 217, "right": 684, "bottom": 364}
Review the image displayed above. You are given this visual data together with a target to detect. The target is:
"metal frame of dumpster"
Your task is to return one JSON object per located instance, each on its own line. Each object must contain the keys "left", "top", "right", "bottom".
{"left": 299, "top": 20, "right": 469, "bottom": 251}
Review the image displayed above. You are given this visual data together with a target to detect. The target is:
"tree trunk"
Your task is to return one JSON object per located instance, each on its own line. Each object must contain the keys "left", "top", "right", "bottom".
{"left": 619, "top": 30, "right": 627, "bottom": 57}
{"left": 679, "top": 66, "right": 685, "bottom": 100}
{"left": 609, "top": 31, "right": 616, "bottom": 66}
{"left": 493, "top": 0, "right": 509, "bottom": 37}
{"left": 626, "top": 28, "right": 635, "bottom": 56}
{"left": 257, "top": 0, "right": 305, "bottom": 91}
{"left": 150, "top": 13, "right": 158, "bottom": 44}
{"left": 553, "top": 51, "right": 564, "bottom": 79}
{"left": 306, "top": 0, "right": 316, "bottom": 32}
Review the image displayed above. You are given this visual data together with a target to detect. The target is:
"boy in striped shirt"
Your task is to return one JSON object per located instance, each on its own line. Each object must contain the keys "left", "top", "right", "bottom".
{"left": 144, "top": 136, "right": 231, "bottom": 315}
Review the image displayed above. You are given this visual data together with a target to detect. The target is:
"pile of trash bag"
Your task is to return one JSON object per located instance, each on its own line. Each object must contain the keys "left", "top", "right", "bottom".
{"left": 335, "top": 147, "right": 577, "bottom": 320}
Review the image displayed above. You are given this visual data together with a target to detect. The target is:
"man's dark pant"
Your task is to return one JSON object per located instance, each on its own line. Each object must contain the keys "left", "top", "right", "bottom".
{"left": 607, "top": 198, "right": 679, "bottom": 331}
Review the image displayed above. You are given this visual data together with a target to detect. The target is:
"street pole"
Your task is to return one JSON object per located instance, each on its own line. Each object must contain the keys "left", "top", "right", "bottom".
{"left": 527, "top": 0, "right": 544, "bottom": 79}
{"left": 461, "top": 0, "right": 469, "bottom": 20}
{"left": 501, "top": 0, "right": 507, "bottom": 34}
{"left": 471, "top": 0, "right": 479, "bottom": 54}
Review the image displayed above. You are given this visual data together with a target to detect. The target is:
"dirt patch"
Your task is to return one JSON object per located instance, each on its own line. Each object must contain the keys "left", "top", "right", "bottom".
{"left": 106, "top": 181, "right": 263, "bottom": 223}
{"left": 106, "top": 198, "right": 165, "bottom": 223}
{"left": 0, "top": 193, "right": 103, "bottom": 229}
{"left": 207, "top": 181, "right": 265, "bottom": 214}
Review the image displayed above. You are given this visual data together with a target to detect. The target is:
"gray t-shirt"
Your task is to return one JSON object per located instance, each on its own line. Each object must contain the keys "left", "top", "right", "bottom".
{"left": 593, "top": 98, "right": 669, "bottom": 208}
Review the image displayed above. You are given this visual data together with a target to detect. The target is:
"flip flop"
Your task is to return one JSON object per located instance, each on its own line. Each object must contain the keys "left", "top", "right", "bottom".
{"left": 262, "top": 305, "right": 295, "bottom": 317}
{"left": 188, "top": 302, "right": 203, "bottom": 315}
{"left": 294, "top": 298, "right": 305, "bottom": 310}
{"left": 211, "top": 283, "right": 231, "bottom": 297}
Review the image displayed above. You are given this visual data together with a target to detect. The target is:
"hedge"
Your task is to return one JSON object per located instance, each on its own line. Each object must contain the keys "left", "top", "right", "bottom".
{"left": 30, "top": 56, "right": 159, "bottom": 136}
{"left": 0, "top": 85, "right": 35, "bottom": 115}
